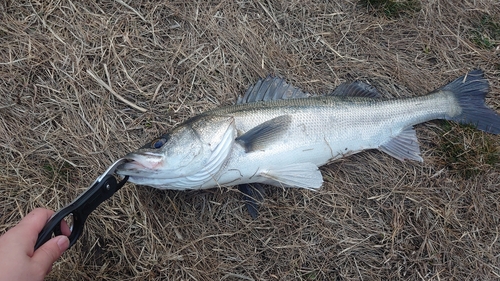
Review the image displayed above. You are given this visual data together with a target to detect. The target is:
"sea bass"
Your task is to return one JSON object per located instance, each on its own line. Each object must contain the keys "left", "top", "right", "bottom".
{"left": 116, "top": 70, "right": 500, "bottom": 190}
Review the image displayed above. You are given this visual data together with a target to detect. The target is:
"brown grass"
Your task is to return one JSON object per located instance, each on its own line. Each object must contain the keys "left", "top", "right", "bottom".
{"left": 1, "top": 0, "right": 500, "bottom": 280}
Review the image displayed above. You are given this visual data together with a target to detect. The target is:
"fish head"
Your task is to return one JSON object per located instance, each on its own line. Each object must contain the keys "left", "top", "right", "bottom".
{"left": 116, "top": 115, "right": 235, "bottom": 188}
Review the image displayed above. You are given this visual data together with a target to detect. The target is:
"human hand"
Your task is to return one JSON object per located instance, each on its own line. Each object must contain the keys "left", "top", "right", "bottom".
{"left": 0, "top": 208, "right": 70, "bottom": 281}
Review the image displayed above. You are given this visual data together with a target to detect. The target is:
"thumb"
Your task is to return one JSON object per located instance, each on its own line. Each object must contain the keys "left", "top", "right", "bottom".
{"left": 32, "top": 235, "right": 70, "bottom": 271}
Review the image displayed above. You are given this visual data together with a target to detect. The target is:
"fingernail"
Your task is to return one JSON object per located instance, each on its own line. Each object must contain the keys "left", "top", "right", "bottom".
{"left": 57, "top": 236, "right": 70, "bottom": 251}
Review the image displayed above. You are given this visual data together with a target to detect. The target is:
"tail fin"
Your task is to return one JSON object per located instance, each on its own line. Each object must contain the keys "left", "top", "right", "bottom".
{"left": 442, "top": 69, "right": 500, "bottom": 134}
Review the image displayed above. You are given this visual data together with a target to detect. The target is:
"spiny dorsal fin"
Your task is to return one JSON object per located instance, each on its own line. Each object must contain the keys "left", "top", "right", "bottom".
{"left": 330, "top": 81, "right": 381, "bottom": 98}
{"left": 379, "top": 126, "right": 423, "bottom": 162}
{"left": 238, "top": 76, "right": 310, "bottom": 104}
{"left": 235, "top": 115, "right": 291, "bottom": 152}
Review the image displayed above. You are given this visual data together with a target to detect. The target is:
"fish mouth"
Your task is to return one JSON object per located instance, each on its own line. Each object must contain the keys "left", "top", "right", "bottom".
{"left": 115, "top": 152, "right": 164, "bottom": 176}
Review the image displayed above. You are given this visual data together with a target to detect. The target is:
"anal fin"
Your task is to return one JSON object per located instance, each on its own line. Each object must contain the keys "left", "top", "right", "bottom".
{"left": 260, "top": 163, "right": 323, "bottom": 190}
{"left": 379, "top": 126, "right": 423, "bottom": 161}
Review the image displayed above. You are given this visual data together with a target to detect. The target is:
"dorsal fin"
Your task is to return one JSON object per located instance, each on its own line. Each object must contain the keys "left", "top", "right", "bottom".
{"left": 238, "top": 76, "right": 310, "bottom": 104}
{"left": 329, "top": 81, "right": 381, "bottom": 98}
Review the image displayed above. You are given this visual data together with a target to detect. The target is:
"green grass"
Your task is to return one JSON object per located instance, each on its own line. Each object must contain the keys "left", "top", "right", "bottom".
{"left": 437, "top": 121, "right": 499, "bottom": 179}
{"left": 42, "top": 161, "right": 75, "bottom": 181}
{"left": 359, "top": 0, "right": 421, "bottom": 18}
{"left": 470, "top": 14, "right": 500, "bottom": 49}
{"left": 301, "top": 270, "right": 318, "bottom": 280}
{"left": 143, "top": 119, "right": 153, "bottom": 128}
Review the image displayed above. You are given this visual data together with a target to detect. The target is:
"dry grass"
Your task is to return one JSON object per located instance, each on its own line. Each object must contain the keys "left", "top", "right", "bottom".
{"left": 1, "top": 0, "right": 500, "bottom": 280}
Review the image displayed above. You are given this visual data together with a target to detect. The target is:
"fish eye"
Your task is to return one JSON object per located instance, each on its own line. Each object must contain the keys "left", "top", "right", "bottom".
{"left": 151, "top": 138, "right": 166, "bottom": 149}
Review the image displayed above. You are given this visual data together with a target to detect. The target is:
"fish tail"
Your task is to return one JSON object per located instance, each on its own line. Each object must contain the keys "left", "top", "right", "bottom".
{"left": 442, "top": 69, "right": 500, "bottom": 134}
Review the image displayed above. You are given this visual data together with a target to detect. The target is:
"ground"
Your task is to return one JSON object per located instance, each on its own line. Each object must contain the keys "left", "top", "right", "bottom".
{"left": 1, "top": 0, "right": 499, "bottom": 280}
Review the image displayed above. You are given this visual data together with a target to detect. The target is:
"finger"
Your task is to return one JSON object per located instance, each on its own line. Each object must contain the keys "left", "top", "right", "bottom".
{"left": 60, "top": 219, "right": 71, "bottom": 237}
{"left": 10, "top": 208, "right": 55, "bottom": 253}
{"left": 32, "top": 235, "right": 69, "bottom": 273}
{"left": 21, "top": 208, "right": 71, "bottom": 236}
{"left": 16, "top": 208, "right": 54, "bottom": 234}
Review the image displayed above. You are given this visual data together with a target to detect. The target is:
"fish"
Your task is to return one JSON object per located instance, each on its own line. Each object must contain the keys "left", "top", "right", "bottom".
{"left": 116, "top": 70, "right": 500, "bottom": 193}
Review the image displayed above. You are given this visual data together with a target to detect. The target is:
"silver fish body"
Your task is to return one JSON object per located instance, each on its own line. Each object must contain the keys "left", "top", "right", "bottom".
{"left": 116, "top": 70, "right": 500, "bottom": 190}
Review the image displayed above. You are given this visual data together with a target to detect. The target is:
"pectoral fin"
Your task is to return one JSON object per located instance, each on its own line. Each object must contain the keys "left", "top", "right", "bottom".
{"left": 379, "top": 126, "right": 423, "bottom": 161}
{"left": 235, "top": 115, "right": 291, "bottom": 152}
{"left": 260, "top": 163, "right": 323, "bottom": 190}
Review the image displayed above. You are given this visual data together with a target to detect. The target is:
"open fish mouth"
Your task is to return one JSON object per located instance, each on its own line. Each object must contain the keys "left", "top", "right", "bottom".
{"left": 117, "top": 160, "right": 148, "bottom": 171}
{"left": 116, "top": 152, "right": 164, "bottom": 175}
